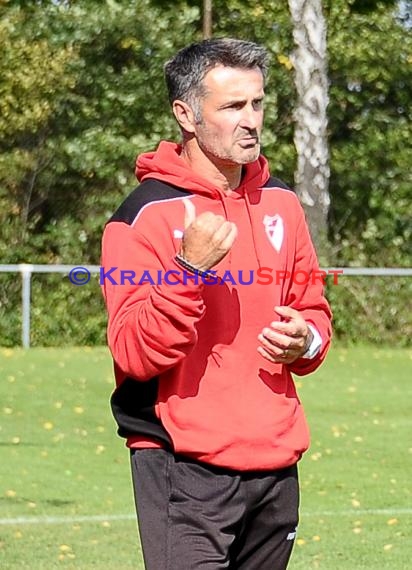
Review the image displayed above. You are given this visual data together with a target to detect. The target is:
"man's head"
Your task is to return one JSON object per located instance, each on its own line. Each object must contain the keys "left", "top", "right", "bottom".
{"left": 164, "top": 38, "right": 269, "bottom": 167}
{"left": 165, "top": 38, "right": 269, "bottom": 121}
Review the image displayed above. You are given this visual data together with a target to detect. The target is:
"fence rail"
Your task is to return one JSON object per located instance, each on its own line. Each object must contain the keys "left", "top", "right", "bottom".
{"left": 1, "top": 264, "right": 412, "bottom": 349}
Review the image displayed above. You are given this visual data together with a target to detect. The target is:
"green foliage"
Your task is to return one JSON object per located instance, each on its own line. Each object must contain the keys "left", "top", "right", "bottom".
{"left": 0, "top": 274, "right": 106, "bottom": 347}
{"left": 0, "top": 0, "right": 411, "bottom": 347}
{"left": 326, "top": 276, "right": 412, "bottom": 346}
{"left": 0, "top": 0, "right": 200, "bottom": 266}
{"left": 349, "top": 0, "right": 397, "bottom": 12}
{"left": 327, "top": 0, "right": 412, "bottom": 266}
{"left": 30, "top": 275, "right": 107, "bottom": 347}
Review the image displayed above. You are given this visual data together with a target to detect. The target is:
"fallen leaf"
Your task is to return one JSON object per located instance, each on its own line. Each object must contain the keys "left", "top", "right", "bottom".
{"left": 59, "top": 545, "right": 71, "bottom": 553}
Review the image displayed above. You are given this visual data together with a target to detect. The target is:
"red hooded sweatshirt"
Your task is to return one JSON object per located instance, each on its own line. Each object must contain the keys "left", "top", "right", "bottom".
{"left": 101, "top": 141, "right": 332, "bottom": 471}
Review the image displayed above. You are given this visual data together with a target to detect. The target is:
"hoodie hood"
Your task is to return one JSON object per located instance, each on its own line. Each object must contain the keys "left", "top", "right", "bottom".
{"left": 135, "top": 141, "right": 270, "bottom": 199}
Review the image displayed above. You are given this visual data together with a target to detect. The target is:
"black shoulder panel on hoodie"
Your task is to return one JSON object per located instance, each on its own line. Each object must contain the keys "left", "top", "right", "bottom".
{"left": 109, "top": 179, "right": 191, "bottom": 226}
{"left": 263, "top": 176, "right": 294, "bottom": 192}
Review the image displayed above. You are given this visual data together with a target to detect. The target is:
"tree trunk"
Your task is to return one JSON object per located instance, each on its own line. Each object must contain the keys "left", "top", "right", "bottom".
{"left": 203, "top": 0, "right": 212, "bottom": 39}
{"left": 288, "top": 0, "right": 330, "bottom": 258}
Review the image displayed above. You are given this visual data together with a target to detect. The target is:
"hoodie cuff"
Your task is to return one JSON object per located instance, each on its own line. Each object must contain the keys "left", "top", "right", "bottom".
{"left": 301, "top": 325, "right": 322, "bottom": 359}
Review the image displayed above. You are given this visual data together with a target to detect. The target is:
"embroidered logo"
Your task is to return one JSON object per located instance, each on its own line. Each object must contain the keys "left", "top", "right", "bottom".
{"left": 263, "top": 214, "right": 284, "bottom": 252}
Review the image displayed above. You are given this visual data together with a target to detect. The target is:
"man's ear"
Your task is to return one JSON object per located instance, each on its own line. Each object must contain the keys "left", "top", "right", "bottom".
{"left": 172, "top": 100, "right": 197, "bottom": 134}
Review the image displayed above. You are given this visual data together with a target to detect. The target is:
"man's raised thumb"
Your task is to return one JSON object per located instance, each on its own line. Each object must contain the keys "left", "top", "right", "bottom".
{"left": 183, "top": 198, "right": 196, "bottom": 229}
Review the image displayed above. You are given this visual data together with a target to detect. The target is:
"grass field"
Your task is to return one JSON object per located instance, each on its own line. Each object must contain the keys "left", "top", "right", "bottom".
{"left": 0, "top": 345, "right": 411, "bottom": 569}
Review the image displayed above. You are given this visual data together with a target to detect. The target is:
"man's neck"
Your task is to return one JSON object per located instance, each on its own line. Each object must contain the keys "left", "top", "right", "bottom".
{"left": 180, "top": 141, "right": 242, "bottom": 192}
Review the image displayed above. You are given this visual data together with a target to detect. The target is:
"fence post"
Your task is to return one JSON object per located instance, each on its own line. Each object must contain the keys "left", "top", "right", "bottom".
{"left": 20, "top": 264, "right": 33, "bottom": 349}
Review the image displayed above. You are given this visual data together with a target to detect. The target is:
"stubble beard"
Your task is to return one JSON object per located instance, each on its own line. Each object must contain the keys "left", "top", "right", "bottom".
{"left": 194, "top": 110, "right": 261, "bottom": 165}
{"left": 197, "top": 131, "right": 261, "bottom": 166}
{"left": 237, "top": 143, "right": 261, "bottom": 164}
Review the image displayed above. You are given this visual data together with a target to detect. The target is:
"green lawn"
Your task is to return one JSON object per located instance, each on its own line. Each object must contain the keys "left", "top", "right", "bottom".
{"left": 0, "top": 346, "right": 411, "bottom": 569}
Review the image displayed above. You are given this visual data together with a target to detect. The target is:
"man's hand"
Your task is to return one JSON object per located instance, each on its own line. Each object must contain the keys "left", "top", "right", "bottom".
{"left": 257, "top": 306, "right": 313, "bottom": 365}
{"left": 180, "top": 198, "right": 237, "bottom": 271}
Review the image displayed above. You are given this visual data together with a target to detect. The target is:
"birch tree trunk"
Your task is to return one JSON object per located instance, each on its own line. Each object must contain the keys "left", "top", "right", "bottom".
{"left": 203, "top": 0, "right": 213, "bottom": 39}
{"left": 288, "top": 0, "right": 330, "bottom": 257}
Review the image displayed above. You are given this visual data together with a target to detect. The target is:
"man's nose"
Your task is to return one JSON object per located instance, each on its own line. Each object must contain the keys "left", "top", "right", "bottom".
{"left": 239, "top": 105, "right": 261, "bottom": 130}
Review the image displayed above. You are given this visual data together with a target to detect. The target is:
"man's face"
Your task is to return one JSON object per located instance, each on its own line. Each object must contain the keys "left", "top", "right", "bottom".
{"left": 193, "top": 65, "right": 265, "bottom": 166}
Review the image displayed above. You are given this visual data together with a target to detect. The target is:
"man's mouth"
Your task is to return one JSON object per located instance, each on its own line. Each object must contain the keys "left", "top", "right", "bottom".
{"left": 238, "top": 137, "right": 259, "bottom": 146}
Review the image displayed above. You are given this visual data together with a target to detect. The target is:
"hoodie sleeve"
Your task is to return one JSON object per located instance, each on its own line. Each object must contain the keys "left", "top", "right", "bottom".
{"left": 285, "top": 197, "right": 332, "bottom": 376}
{"left": 101, "top": 220, "right": 205, "bottom": 382}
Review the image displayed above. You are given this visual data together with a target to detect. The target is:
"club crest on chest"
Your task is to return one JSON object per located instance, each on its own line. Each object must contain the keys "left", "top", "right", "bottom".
{"left": 263, "top": 214, "right": 284, "bottom": 252}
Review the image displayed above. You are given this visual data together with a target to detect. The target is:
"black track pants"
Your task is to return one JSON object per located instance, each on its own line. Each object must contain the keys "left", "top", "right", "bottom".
{"left": 130, "top": 448, "right": 299, "bottom": 570}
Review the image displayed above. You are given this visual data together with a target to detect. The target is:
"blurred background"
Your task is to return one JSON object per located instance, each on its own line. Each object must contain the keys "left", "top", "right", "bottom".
{"left": 0, "top": 0, "right": 411, "bottom": 347}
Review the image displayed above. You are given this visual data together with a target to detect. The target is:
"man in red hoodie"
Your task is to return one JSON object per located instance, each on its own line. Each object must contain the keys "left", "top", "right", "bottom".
{"left": 101, "top": 38, "right": 332, "bottom": 570}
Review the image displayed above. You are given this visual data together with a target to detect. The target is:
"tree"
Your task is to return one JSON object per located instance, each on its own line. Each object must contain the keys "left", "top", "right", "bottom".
{"left": 288, "top": 0, "right": 330, "bottom": 258}
{"left": 326, "top": 0, "right": 412, "bottom": 266}
{"left": 0, "top": 0, "right": 201, "bottom": 264}
{"left": 0, "top": 8, "right": 75, "bottom": 254}
{"left": 203, "top": 0, "right": 212, "bottom": 38}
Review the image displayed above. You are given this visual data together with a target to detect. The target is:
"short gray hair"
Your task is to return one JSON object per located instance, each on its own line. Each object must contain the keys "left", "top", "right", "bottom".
{"left": 164, "top": 38, "right": 269, "bottom": 119}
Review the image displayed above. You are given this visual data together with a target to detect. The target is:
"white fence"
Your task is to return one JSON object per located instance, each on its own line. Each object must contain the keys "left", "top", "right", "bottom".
{"left": 1, "top": 264, "right": 412, "bottom": 349}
